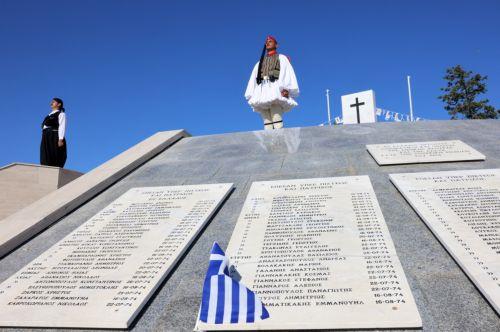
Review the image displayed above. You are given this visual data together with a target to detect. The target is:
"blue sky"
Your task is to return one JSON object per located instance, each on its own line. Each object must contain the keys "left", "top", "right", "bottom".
{"left": 1, "top": 1, "right": 499, "bottom": 172}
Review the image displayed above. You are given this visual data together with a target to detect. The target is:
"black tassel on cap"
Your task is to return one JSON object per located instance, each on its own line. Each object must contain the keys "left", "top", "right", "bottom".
{"left": 256, "top": 43, "right": 266, "bottom": 85}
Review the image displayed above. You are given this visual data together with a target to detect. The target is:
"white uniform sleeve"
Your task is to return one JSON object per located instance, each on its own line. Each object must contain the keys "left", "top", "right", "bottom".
{"left": 244, "top": 62, "right": 259, "bottom": 100}
{"left": 278, "top": 55, "right": 299, "bottom": 98}
{"left": 58, "top": 112, "right": 66, "bottom": 140}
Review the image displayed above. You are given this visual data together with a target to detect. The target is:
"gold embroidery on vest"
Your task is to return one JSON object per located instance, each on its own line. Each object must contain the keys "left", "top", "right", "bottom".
{"left": 261, "top": 54, "right": 280, "bottom": 80}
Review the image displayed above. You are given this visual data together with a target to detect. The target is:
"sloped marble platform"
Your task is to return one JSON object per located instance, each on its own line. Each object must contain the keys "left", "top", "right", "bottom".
{"left": 1, "top": 120, "right": 499, "bottom": 331}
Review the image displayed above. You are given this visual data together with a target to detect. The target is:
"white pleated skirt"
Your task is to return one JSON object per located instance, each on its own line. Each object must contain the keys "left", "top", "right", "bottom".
{"left": 247, "top": 81, "right": 298, "bottom": 113}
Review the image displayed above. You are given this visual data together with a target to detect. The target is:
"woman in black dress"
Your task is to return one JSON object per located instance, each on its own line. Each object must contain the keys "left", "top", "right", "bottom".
{"left": 40, "top": 97, "right": 67, "bottom": 167}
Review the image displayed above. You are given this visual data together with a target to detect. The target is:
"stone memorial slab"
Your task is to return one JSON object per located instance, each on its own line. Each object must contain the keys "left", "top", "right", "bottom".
{"left": 0, "top": 183, "right": 233, "bottom": 329}
{"left": 367, "top": 140, "right": 485, "bottom": 165}
{"left": 196, "top": 176, "right": 421, "bottom": 330}
{"left": 390, "top": 169, "right": 500, "bottom": 315}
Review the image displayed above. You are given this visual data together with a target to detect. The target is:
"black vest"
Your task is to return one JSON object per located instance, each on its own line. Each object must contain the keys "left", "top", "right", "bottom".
{"left": 260, "top": 54, "right": 280, "bottom": 82}
{"left": 42, "top": 111, "right": 61, "bottom": 129}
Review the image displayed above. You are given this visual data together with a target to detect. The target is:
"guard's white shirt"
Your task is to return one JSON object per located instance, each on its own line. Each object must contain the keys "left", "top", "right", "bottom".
{"left": 43, "top": 109, "right": 66, "bottom": 140}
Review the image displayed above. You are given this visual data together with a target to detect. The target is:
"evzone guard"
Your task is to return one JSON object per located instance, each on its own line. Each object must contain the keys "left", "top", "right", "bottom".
{"left": 245, "top": 35, "right": 300, "bottom": 130}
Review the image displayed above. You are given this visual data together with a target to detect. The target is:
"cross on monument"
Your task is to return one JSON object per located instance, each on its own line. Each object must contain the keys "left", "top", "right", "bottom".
{"left": 341, "top": 90, "right": 376, "bottom": 125}
{"left": 350, "top": 97, "right": 365, "bottom": 123}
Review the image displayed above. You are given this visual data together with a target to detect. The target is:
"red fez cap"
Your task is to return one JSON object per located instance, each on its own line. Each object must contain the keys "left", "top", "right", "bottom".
{"left": 265, "top": 35, "right": 277, "bottom": 43}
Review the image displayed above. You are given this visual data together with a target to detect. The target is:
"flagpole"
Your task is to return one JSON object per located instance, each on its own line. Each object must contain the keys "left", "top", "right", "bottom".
{"left": 407, "top": 75, "right": 414, "bottom": 122}
{"left": 326, "top": 89, "right": 332, "bottom": 125}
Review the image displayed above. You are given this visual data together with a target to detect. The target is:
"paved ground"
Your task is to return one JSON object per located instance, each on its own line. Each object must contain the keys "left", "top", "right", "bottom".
{"left": 1, "top": 120, "right": 499, "bottom": 331}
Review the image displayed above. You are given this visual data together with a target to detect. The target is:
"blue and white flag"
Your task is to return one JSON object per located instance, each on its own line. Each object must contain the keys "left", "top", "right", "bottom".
{"left": 198, "top": 242, "right": 270, "bottom": 324}
{"left": 385, "top": 111, "right": 392, "bottom": 121}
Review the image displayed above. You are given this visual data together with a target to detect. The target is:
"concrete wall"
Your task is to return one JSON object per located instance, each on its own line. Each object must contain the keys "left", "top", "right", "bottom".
{"left": 0, "top": 163, "right": 82, "bottom": 220}
{"left": 0, "top": 130, "right": 188, "bottom": 258}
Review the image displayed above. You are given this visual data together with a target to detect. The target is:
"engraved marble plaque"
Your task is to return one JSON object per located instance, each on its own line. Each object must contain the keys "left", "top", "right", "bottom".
{"left": 366, "top": 140, "right": 485, "bottom": 165}
{"left": 196, "top": 176, "right": 421, "bottom": 330}
{"left": 390, "top": 169, "right": 500, "bottom": 314}
{"left": 0, "top": 183, "right": 233, "bottom": 328}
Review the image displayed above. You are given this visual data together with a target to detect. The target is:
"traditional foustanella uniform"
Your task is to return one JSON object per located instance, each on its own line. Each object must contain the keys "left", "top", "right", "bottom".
{"left": 245, "top": 36, "right": 299, "bottom": 130}
{"left": 40, "top": 109, "right": 67, "bottom": 167}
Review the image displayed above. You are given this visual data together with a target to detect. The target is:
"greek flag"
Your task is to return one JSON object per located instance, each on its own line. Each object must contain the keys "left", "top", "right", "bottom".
{"left": 198, "top": 242, "right": 270, "bottom": 324}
